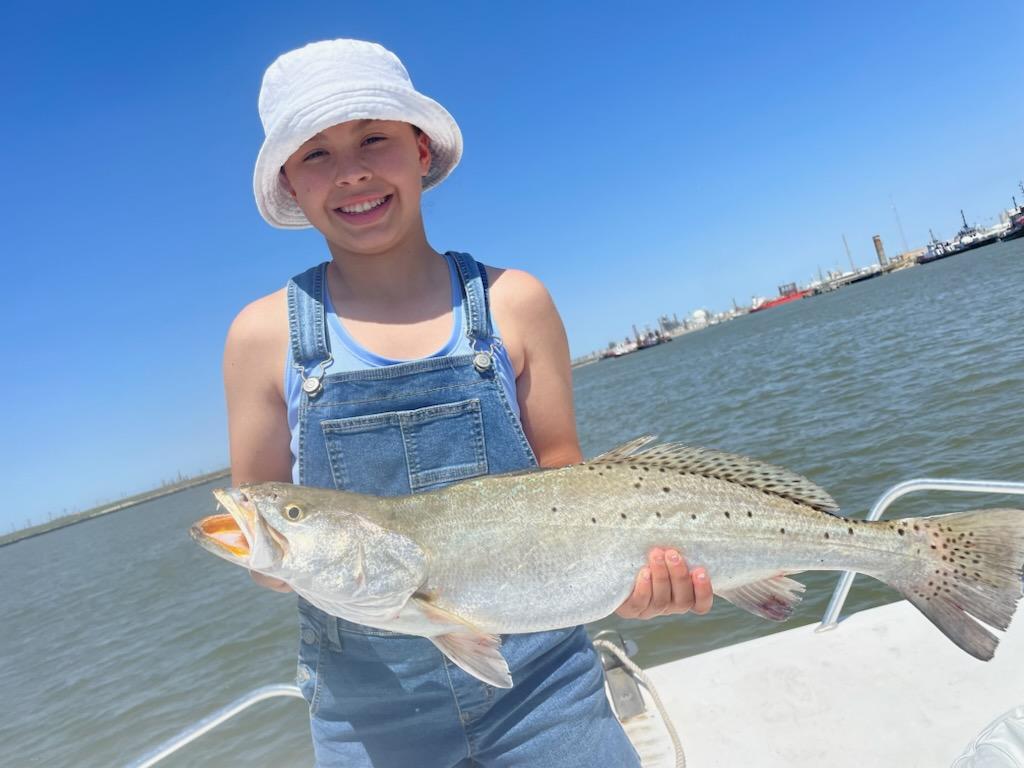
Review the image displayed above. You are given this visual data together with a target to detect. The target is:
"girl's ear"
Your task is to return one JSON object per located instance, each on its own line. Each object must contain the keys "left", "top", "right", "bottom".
{"left": 279, "top": 167, "right": 297, "bottom": 198}
{"left": 417, "top": 132, "right": 432, "bottom": 178}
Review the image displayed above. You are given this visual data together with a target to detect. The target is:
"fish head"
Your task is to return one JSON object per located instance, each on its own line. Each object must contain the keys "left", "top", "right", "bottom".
{"left": 191, "top": 485, "right": 291, "bottom": 573}
{"left": 191, "top": 484, "right": 399, "bottom": 601}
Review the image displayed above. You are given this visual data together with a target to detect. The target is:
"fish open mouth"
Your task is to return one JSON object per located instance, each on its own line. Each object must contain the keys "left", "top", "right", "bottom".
{"left": 191, "top": 488, "right": 265, "bottom": 564}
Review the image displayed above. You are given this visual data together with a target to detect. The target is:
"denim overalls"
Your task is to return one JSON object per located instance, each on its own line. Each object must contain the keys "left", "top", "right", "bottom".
{"left": 286, "top": 253, "right": 640, "bottom": 767}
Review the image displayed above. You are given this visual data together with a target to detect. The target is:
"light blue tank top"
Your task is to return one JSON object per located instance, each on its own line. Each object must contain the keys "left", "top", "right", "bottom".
{"left": 284, "top": 252, "right": 519, "bottom": 482}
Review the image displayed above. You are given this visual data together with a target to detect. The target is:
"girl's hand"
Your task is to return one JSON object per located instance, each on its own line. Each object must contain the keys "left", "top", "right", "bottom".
{"left": 615, "top": 548, "right": 713, "bottom": 619}
{"left": 250, "top": 571, "right": 293, "bottom": 593}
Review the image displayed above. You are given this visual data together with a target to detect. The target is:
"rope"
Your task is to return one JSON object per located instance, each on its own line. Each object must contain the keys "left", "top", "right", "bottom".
{"left": 593, "top": 639, "right": 687, "bottom": 768}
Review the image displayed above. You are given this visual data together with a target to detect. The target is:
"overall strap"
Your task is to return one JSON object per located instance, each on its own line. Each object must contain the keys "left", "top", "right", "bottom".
{"left": 286, "top": 262, "right": 333, "bottom": 373}
{"left": 447, "top": 251, "right": 492, "bottom": 341}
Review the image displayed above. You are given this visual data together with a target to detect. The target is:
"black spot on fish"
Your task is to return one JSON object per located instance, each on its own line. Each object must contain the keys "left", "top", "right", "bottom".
{"left": 747, "top": 510, "right": 753, "bottom": 518}
{"left": 634, "top": 483, "right": 641, "bottom": 489}
{"left": 898, "top": 529, "right": 905, "bottom": 536}
{"left": 621, "top": 513, "right": 627, "bottom": 519}
{"left": 591, "top": 517, "right": 596, "bottom": 523}
{"left": 724, "top": 511, "right": 731, "bottom": 519}
{"left": 691, "top": 514, "right": 697, "bottom": 520}
{"left": 662, "top": 487, "right": 670, "bottom": 493}
{"left": 551, "top": 506, "right": 558, "bottom": 512}
{"left": 655, "top": 511, "right": 662, "bottom": 518}
{"left": 780, "top": 527, "right": 786, "bottom": 534}
{"left": 824, "top": 532, "right": 829, "bottom": 539}
{"left": 848, "top": 528, "right": 854, "bottom": 535}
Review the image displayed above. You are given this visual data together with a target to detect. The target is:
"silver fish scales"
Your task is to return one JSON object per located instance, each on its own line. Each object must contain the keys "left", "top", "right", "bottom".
{"left": 192, "top": 437, "right": 1024, "bottom": 687}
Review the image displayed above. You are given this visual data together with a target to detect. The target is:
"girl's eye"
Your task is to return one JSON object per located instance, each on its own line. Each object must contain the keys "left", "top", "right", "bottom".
{"left": 363, "top": 135, "right": 386, "bottom": 146}
{"left": 303, "top": 149, "right": 327, "bottom": 161}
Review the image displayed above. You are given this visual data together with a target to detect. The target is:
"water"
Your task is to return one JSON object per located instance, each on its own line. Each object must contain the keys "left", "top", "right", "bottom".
{"left": 2, "top": 241, "right": 1022, "bottom": 766}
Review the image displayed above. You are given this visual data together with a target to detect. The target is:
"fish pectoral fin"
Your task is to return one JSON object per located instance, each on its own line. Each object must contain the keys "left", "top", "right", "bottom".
{"left": 430, "top": 632, "right": 512, "bottom": 689}
{"left": 411, "top": 597, "right": 512, "bottom": 688}
{"left": 718, "top": 575, "right": 806, "bottom": 621}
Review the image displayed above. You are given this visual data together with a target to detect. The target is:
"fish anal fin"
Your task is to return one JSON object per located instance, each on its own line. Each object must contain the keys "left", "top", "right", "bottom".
{"left": 719, "top": 575, "right": 806, "bottom": 621}
{"left": 412, "top": 596, "right": 512, "bottom": 688}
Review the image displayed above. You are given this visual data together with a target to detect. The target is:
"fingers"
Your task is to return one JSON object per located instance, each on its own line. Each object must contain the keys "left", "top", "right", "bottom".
{"left": 250, "top": 570, "right": 293, "bottom": 593}
{"left": 666, "top": 549, "right": 696, "bottom": 613}
{"left": 640, "top": 548, "right": 672, "bottom": 619}
{"left": 691, "top": 567, "right": 714, "bottom": 614}
{"left": 616, "top": 549, "right": 714, "bottom": 620}
{"left": 615, "top": 565, "right": 653, "bottom": 618}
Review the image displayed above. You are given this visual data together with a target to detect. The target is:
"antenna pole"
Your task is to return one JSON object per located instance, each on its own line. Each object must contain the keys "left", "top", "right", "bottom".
{"left": 890, "top": 196, "right": 910, "bottom": 254}
{"left": 842, "top": 234, "right": 855, "bottom": 272}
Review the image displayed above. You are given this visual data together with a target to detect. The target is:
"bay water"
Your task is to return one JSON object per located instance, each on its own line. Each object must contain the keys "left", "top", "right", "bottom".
{"left": 2, "top": 240, "right": 1022, "bottom": 766}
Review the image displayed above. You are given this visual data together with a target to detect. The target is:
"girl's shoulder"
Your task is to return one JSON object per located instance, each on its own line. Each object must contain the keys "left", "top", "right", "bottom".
{"left": 224, "top": 287, "right": 289, "bottom": 396}
{"left": 483, "top": 265, "right": 564, "bottom": 379}
{"left": 484, "top": 265, "right": 556, "bottom": 317}
{"left": 226, "top": 287, "right": 288, "bottom": 348}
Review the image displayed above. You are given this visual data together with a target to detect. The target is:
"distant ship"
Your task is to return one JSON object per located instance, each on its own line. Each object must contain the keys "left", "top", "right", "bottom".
{"left": 1000, "top": 200, "right": 1024, "bottom": 242}
{"left": 750, "top": 282, "right": 812, "bottom": 312}
{"left": 950, "top": 209, "right": 1000, "bottom": 253}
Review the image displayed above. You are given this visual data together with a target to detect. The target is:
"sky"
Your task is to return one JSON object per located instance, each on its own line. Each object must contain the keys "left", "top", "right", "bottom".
{"left": 2, "top": 0, "right": 1021, "bottom": 529}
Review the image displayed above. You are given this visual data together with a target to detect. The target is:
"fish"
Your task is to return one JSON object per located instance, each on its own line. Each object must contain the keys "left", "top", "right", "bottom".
{"left": 191, "top": 437, "right": 1024, "bottom": 688}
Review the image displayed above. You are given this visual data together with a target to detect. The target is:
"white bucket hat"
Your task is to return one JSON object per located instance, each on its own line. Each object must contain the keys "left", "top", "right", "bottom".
{"left": 253, "top": 39, "right": 463, "bottom": 229}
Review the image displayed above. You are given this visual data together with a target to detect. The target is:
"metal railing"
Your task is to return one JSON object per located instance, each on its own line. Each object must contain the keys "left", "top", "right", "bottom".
{"left": 817, "top": 478, "right": 1024, "bottom": 631}
{"left": 125, "top": 684, "right": 305, "bottom": 768}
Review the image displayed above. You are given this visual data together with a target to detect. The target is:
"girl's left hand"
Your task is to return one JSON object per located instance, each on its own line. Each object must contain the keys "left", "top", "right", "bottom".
{"left": 615, "top": 548, "right": 714, "bottom": 619}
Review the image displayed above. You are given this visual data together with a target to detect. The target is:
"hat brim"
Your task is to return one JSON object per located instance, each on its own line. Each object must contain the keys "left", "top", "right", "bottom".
{"left": 253, "top": 88, "right": 462, "bottom": 229}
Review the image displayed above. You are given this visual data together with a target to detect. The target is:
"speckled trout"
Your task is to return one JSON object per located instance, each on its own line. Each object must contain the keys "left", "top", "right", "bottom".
{"left": 192, "top": 437, "right": 1024, "bottom": 687}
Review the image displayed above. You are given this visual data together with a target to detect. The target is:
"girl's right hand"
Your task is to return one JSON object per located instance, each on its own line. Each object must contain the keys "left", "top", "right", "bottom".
{"left": 250, "top": 571, "right": 293, "bottom": 593}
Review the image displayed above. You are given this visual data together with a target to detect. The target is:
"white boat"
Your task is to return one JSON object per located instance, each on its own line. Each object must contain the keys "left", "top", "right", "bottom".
{"left": 129, "top": 478, "right": 1024, "bottom": 768}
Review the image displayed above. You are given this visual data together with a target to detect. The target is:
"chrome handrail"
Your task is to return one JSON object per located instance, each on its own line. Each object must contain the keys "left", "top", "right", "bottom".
{"left": 125, "top": 684, "right": 305, "bottom": 768}
{"left": 817, "top": 478, "right": 1024, "bottom": 631}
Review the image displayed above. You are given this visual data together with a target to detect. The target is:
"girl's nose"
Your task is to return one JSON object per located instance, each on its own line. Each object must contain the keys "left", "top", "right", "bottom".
{"left": 333, "top": 156, "right": 372, "bottom": 187}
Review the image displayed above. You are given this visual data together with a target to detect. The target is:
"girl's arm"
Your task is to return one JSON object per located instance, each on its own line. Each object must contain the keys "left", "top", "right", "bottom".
{"left": 489, "top": 267, "right": 713, "bottom": 620}
{"left": 223, "top": 289, "right": 294, "bottom": 592}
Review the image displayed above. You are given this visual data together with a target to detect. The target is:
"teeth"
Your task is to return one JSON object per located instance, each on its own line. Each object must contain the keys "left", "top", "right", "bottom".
{"left": 339, "top": 196, "right": 387, "bottom": 214}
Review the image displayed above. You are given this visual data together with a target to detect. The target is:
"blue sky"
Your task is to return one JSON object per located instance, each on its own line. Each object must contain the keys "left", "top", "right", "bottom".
{"left": 2, "top": 1, "right": 1021, "bottom": 528}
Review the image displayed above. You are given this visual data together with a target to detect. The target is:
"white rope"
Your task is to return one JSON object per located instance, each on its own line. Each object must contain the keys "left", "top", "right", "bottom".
{"left": 594, "top": 639, "right": 687, "bottom": 768}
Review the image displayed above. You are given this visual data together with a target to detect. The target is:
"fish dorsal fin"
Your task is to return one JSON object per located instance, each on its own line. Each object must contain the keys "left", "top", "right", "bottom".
{"left": 592, "top": 435, "right": 659, "bottom": 462}
{"left": 591, "top": 438, "right": 840, "bottom": 514}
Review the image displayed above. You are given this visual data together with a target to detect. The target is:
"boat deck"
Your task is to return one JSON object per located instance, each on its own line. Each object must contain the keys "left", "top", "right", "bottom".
{"left": 644, "top": 599, "right": 1024, "bottom": 767}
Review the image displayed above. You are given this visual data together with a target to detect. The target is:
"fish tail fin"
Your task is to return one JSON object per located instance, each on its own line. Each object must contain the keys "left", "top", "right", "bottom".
{"left": 896, "top": 507, "right": 1024, "bottom": 660}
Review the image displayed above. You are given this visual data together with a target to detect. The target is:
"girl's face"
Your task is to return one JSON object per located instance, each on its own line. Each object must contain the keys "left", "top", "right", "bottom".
{"left": 280, "top": 120, "right": 431, "bottom": 255}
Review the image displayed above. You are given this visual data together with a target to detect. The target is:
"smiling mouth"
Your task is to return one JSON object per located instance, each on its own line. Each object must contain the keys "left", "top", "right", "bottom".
{"left": 334, "top": 194, "right": 393, "bottom": 219}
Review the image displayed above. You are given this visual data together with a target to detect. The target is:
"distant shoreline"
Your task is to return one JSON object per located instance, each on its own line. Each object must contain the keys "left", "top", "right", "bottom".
{"left": 0, "top": 469, "right": 231, "bottom": 548}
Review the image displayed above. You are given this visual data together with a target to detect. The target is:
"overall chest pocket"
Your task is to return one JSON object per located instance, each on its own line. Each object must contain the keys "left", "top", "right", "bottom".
{"left": 320, "top": 398, "right": 489, "bottom": 495}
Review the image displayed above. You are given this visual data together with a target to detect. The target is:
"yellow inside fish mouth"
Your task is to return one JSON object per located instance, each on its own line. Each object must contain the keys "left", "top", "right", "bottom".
{"left": 194, "top": 513, "right": 250, "bottom": 557}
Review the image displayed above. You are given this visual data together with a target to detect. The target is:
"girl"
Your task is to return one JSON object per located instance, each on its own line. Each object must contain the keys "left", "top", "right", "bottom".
{"left": 225, "top": 38, "right": 713, "bottom": 767}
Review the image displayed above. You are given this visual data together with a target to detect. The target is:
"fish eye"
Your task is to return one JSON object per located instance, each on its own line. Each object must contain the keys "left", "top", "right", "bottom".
{"left": 284, "top": 504, "right": 305, "bottom": 522}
